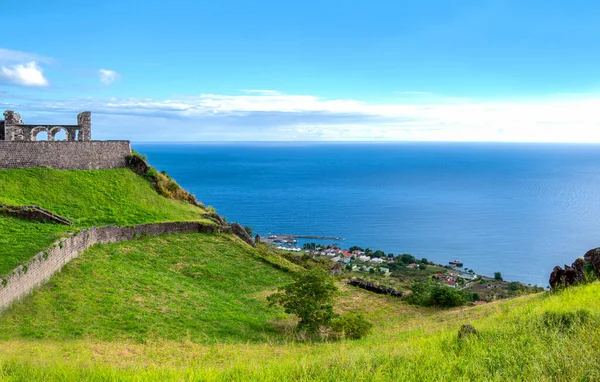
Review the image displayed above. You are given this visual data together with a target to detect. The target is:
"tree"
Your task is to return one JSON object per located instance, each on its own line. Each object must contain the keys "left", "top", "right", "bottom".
{"left": 419, "top": 264, "right": 427, "bottom": 270}
{"left": 400, "top": 254, "right": 416, "bottom": 264}
{"left": 372, "top": 250, "right": 386, "bottom": 258}
{"left": 494, "top": 272, "right": 503, "bottom": 281}
{"left": 267, "top": 269, "right": 338, "bottom": 333}
{"left": 244, "top": 225, "right": 253, "bottom": 237}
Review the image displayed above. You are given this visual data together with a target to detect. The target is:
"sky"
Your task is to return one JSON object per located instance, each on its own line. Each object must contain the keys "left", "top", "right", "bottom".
{"left": 2, "top": 0, "right": 600, "bottom": 142}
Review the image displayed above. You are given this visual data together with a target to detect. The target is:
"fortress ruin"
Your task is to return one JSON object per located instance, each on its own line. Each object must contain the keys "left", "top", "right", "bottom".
{"left": 0, "top": 110, "right": 131, "bottom": 170}
{"left": 0, "top": 110, "right": 91, "bottom": 142}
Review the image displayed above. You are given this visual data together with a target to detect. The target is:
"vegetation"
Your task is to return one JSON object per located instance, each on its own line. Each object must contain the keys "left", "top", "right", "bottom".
{"left": 0, "top": 216, "right": 72, "bottom": 276}
{"left": 1, "top": 281, "right": 600, "bottom": 380}
{"left": 0, "top": 233, "right": 294, "bottom": 343}
{"left": 404, "top": 281, "right": 469, "bottom": 308}
{"left": 0, "top": 167, "right": 208, "bottom": 227}
{"left": 494, "top": 271, "right": 503, "bottom": 281}
{"left": 268, "top": 268, "right": 338, "bottom": 334}
{"left": 0, "top": 167, "right": 211, "bottom": 274}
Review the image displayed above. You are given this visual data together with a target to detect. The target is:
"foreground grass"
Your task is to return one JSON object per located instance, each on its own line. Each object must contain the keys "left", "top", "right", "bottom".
{"left": 1, "top": 284, "right": 599, "bottom": 380}
{"left": 0, "top": 233, "right": 293, "bottom": 344}
{"left": 0, "top": 216, "right": 72, "bottom": 276}
{"left": 0, "top": 167, "right": 207, "bottom": 227}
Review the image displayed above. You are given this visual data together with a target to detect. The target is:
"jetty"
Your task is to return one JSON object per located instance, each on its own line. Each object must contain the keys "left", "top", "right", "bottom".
{"left": 260, "top": 234, "right": 344, "bottom": 245}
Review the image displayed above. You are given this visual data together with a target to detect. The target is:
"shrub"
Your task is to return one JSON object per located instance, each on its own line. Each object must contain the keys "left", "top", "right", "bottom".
{"left": 494, "top": 272, "right": 503, "bottom": 281}
{"left": 429, "top": 284, "right": 467, "bottom": 307}
{"left": 330, "top": 313, "right": 373, "bottom": 340}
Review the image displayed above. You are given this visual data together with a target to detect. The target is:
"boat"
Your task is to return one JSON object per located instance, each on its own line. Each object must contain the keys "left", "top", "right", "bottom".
{"left": 449, "top": 259, "right": 464, "bottom": 266}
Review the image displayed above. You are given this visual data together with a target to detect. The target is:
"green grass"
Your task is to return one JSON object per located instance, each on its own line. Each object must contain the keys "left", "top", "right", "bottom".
{"left": 2, "top": 283, "right": 600, "bottom": 381}
{"left": 0, "top": 167, "right": 207, "bottom": 227}
{"left": 0, "top": 216, "right": 72, "bottom": 276}
{"left": 0, "top": 233, "right": 293, "bottom": 344}
{"left": 0, "top": 167, "right": 211, "bottom": 276}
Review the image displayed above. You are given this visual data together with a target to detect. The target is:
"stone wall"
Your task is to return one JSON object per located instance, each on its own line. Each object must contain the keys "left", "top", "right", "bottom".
{"left": 0, "top": 222, "right": 216, "bottom": 311}
{"left": 0, "top": 141, "right": 131, "bottom": 170}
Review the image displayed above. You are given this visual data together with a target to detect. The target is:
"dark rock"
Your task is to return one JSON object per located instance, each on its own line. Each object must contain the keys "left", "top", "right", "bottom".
{"left": 346, "top": 278, "right": 403, "bottom": 297}
{"left": 458, "top": 324, "right": 477, "bottom": 340}
{"left": 225, "top": 222, "right": 256, "bottom": 248}
{"left": 584, "top": 248, "right": 600, "bottom": 277}
{"left": 206, "top": 212, "right": 225, "bottom": 226}
{"left": 549, "top": 257, "right": 587, "bottom": 290}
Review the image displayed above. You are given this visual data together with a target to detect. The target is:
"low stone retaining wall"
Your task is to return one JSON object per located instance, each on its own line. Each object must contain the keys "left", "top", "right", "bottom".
{"left": 0, "top": 221, "right": 216, "bottom": 311}
{"left": 0, "top": 203, "right": 73, "bottom": 225}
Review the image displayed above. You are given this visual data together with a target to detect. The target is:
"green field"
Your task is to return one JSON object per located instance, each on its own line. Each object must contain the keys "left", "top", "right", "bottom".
{"left": 0, "top": 167, "right": 210, "bottom": 276}
{"left": 0, "top": 167, "right": 207, "bottom": 227}
{"left": 0, "top": 233, "right": 294, "bottom": 344}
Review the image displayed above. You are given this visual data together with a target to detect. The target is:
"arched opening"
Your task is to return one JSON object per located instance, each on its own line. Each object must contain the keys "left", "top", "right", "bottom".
{"left": 32, "top": 128, "right": 49, "bottom": 141}
{"left": 51, "top": 127, "right": 68, "bottom": 141}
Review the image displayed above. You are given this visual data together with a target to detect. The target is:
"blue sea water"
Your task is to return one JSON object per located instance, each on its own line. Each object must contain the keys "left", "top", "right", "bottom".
{"left": 133, "top": 142, "right": 600, "bottom": 286}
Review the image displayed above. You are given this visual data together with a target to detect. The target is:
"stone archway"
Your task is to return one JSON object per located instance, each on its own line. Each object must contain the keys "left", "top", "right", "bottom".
{"left": 49, "top": 127, "right": 68, "bottom": 141}
{"left": 31, "top": 126, "right": 49, "bottom": 141}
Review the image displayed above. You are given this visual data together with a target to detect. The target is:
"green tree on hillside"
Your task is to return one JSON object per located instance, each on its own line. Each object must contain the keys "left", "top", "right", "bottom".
{"left": 494, "top": 272, "right": 503, "bottom": 281}
{"left": 268, "top": 269, "right": 338, "bottom": 333}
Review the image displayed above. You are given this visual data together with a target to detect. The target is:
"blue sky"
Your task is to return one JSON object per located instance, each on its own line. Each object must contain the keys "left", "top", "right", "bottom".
{"left": 2, "top": 0, "right": 600, "bottom": 141}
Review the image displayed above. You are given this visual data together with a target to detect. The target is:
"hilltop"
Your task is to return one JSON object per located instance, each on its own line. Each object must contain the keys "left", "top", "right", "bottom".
{"left": 0, "top": 164, "right": 598, "bottom": 381}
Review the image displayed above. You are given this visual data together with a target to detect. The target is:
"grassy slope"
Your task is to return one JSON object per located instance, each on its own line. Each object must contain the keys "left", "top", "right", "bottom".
{"left": 0, "top": 217, "right": 71, "bottom": 276}
{"left": 1, "top": 283, "right": 599, "bottom": 381}
{"left": 0, "top": 167, "right": 207, "bottom": 227}
{"left": 0, "top": 227, "right": 598, "bottom": 380}
{"left": 0, "top": 233, "right": 294, "bottom": 344}
{"left": 0, "top": 167, "right": 210, "bottom": 276}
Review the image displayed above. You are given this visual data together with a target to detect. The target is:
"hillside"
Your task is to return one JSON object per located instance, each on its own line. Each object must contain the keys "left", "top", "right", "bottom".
{"left": 0, "top": 167, "right": 210, "bottom": 275}
{"left": 1, "top": 167, "right": 598, "bottom": 381}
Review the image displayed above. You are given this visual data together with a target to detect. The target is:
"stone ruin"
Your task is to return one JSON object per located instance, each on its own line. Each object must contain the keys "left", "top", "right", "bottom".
{"left": 0, "top": 110, "right": 91, "bottom": 142}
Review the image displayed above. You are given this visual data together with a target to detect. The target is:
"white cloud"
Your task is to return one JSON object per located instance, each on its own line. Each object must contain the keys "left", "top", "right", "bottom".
{"left": 0, "top": 48, "right": 54, "bottom": 64}
{"left": 98, "top": 69, "right": 119, "bottom": 85}
{"left": 241, "top": 89, "right": 282, "bottom": 96}
{"left": 0, "top": 61, "right": 49, "bottom": 87}
{"left": 6, "top": 90, "right": 600, "bottom": 142}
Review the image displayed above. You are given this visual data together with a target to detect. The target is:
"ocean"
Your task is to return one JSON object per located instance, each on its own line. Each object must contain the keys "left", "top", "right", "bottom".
{"left": 133, "top": 142, "right": 600, "bottom": 286}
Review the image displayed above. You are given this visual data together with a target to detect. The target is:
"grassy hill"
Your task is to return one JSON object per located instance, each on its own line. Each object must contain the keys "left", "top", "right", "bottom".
{"left": 0, "top": 167, "right": 207, "bottom": 227}
{"left": 0, "top": 233, "right": 294, "bottom": 344}
{"left": 1, "top": 167, "right": 599, "bottom": 381}
{"left": 0, "top": 167, "right": 210, "bottom": 276}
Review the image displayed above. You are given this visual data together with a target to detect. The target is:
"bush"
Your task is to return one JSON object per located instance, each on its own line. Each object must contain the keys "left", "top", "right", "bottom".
{"left": 404, "top": 281, "right": 468, "bottom": 308}
{"left": 428, "top": 284, "right": 467, "bottom": 307}
{"left": 330, "top": 313, "right": 373, "bottom": 340}
{"left": 494, "top": 272, "right": 503, "bottom": 281}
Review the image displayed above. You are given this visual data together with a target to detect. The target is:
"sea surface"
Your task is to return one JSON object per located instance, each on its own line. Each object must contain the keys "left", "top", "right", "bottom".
{"left": 133, "top": 142, "right": 600, "bottom": 286}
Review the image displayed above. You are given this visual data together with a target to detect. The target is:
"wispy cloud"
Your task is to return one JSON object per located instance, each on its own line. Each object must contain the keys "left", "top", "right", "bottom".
{"left": 0, "top": 61, "right": 49, "bottom": 87}
{"left": 98, "top": 69, "right": 120, "bottom": 85}
{"left": 0, "top": 48, "right": 54, "bottom": 64}
{"left": 241, "top": 89, "right": 282, "bottom": 95}
{"left": 5, "top": 90, "right": 600, "bottom": 142}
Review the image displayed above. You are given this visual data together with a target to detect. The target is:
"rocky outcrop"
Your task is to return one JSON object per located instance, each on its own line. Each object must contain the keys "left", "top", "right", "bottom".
{"left": 207, "top": 212, "right": 226, "bottom": 226}
{"left": 346, "top": 278, "right": 403, "bottom": 297}
{"left": 223, "top": 223, "right": 256, "bottom": 248}
{"left": 548, "top": 248, "right": 600, "bottom": 290}
{"left": 584, "top": 248, "right": 600, "bottom": 277}
{"left": 0, "top": 203, "right": 73, "bottom": 225}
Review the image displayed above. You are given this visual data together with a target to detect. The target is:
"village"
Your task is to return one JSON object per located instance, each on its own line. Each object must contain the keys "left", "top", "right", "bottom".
{"left": 269, "top": 239, "right": 543, "bottom": 302}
